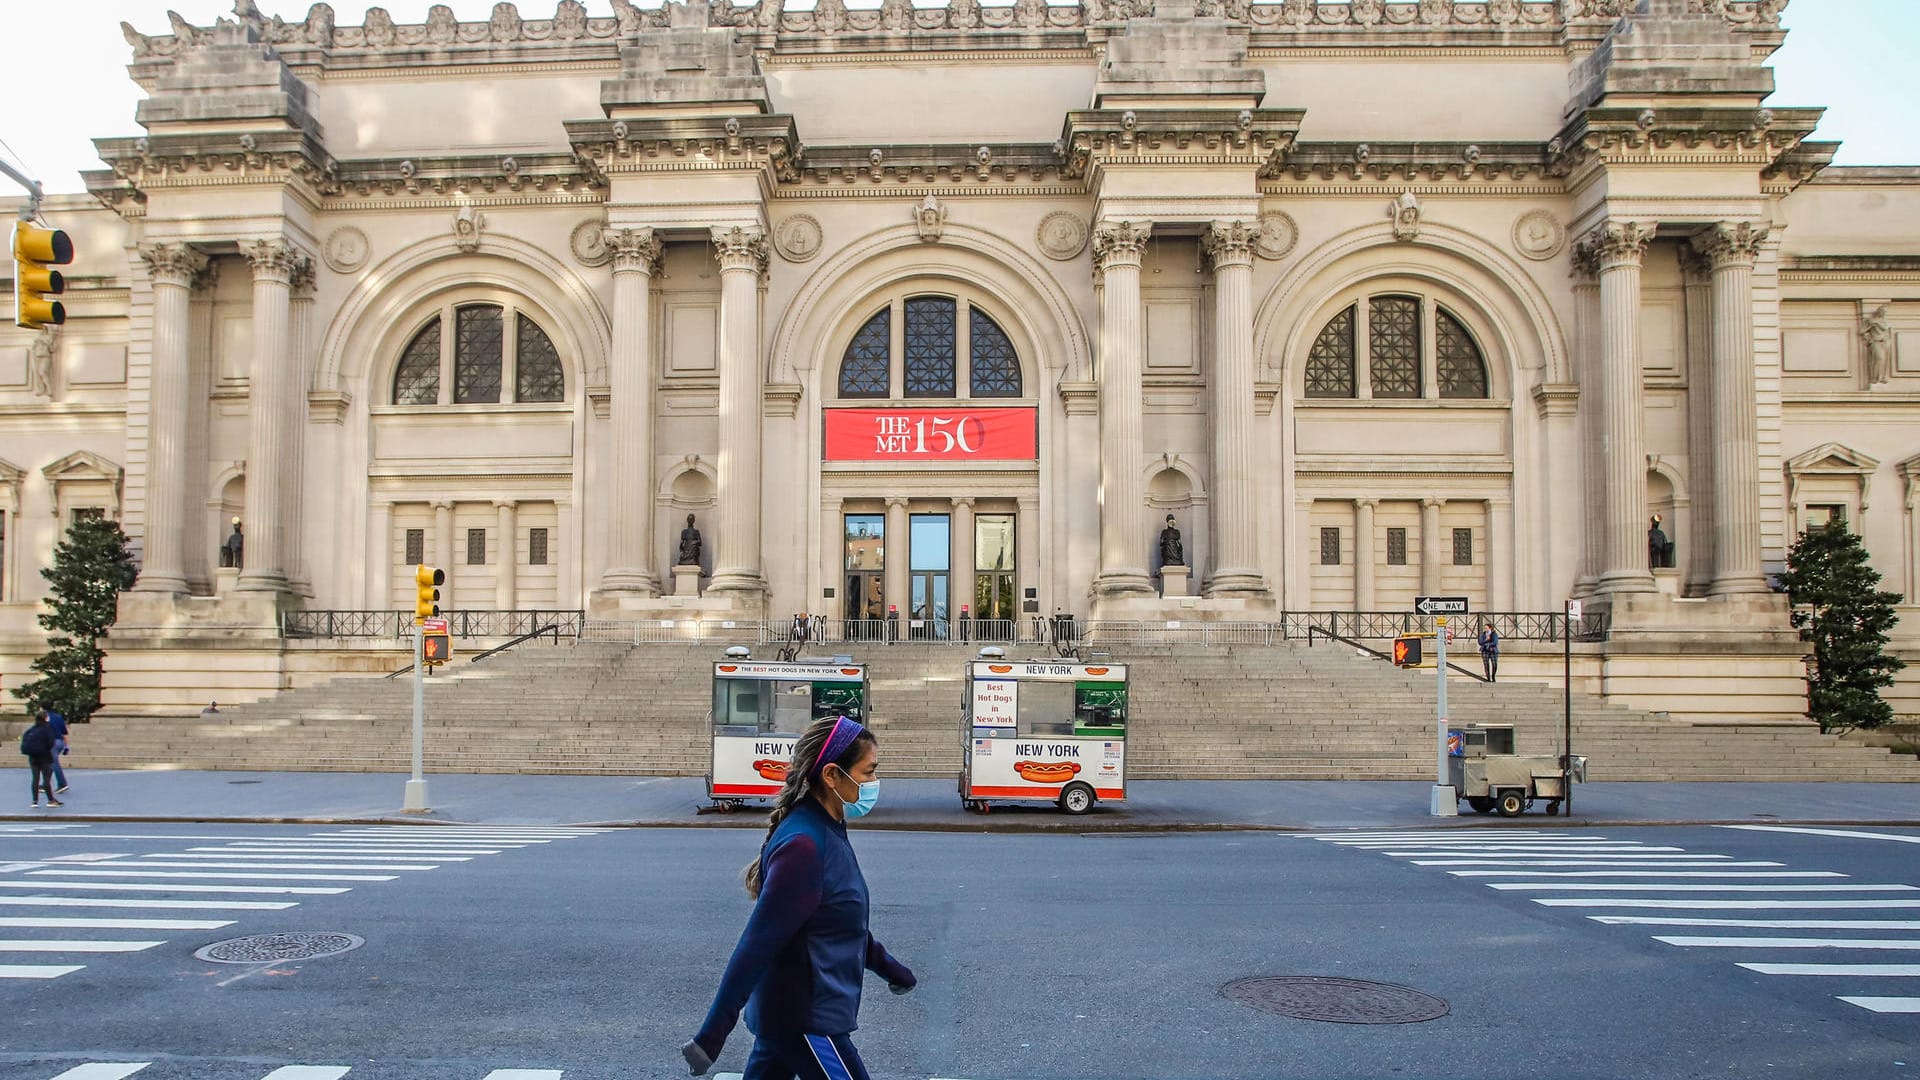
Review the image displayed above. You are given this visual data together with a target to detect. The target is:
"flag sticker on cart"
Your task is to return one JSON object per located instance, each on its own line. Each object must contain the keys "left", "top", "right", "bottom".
{"left": 973, "top": 739, "right": 993, "bottom": 755}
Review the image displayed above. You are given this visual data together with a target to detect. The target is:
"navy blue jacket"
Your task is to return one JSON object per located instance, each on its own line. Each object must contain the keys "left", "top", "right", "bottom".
{"left": 696, "top": 797, "right": 912, "bottom": 1051}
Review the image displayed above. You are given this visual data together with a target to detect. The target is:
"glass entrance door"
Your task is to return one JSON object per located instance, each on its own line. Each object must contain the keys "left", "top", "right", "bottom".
{"left": 843, "top": 513, "right": 885, "bottom": 640}
{"left": 972, "top": 513, "right": 1016, "bottom": 640}
{"left": 909, "top": 513, "right": 950, "bottom": 639}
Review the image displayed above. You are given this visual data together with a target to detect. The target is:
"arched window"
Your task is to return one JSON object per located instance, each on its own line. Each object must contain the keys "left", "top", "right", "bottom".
{"left": 1302, "top": 292, "right": 1491, "bottom": 401}
{"left": 834, "top": 293, "right": 1026, "bottom": 400}
{"left": 389, "top": 301, "right": 568, "bottom": 406}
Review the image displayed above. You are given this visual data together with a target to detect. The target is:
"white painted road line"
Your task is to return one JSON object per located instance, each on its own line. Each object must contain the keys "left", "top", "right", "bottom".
{"left": 0, "top": 880, "right": 348, "bottom": 895}
{"left": 1379, "top": 847, "right": 1681, "bottom": 856}
{"left": 203, "top": 848, "right": 483, "bottom": 858}
{"left": 33, "top": 870, "right": 396, "bottom": 882}
{"left": 0, "top": 916, "right": 235, "bottom": 930}
{"left": 1722, "top": 825, "right": 1920, "bottom": 846}
{"left": 1737, "top": 962, "right": 1920, "bottom": 976}
{"left": 1488, "top": 883, "right": 1915, "bottom": 892}
{"left": 1656, "top": 936, "right": 1920, "bottom": 949}
{"left": 0, "top": 964, "right": 86, "bottom": 978}
{"left": 114, "top": 861, "right": 436, "bottom": 871}
{"left": 1838, "top": 996, "right": 1920, "bottom": 1013}
{"left": 1592, "top": 916, "right": 1920, "bottom": 930}
{"left": 1413, "top": 860, "right": 1776, "bottom": 868}
{"left": 1537, "top": 898, "right": 1920, "bottom": 909}
{"left": 304, "top": 836, "right": 545, "bottom": 844}
{"left": 0, "top": 940, "right": 163, "bottom": 952}
{"left": 48, "top": 1064, "right": 149, "bottom": 1079}
{"left": 0, "top": 896, "right": 293, "bottom": 911}
{"left": 481, "top": 1072, "right": 567, "bottom": 1079}
{"left": 259, "top": 1068, "right": 352, "bottom": 1080}
{"left": 1449, "top": 871, "right": 1845, "bottom": 879}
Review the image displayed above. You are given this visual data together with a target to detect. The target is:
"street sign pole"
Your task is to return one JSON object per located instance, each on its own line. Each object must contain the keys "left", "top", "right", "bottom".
{"left": 405, "top": 625, "right": 429, "bottom": 812}
{"left": 1563, "top": 599, "right": 1578, "bottom": 815}
{"left": 1430, "top": 614, "right": 1456, "bottom": 816}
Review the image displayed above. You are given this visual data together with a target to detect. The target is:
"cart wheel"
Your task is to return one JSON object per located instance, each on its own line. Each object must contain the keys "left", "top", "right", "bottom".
{"left": 1496, "top": 790, "right": 1526, "bottom": 817}
{"left": 1545, "top": 800, "right": 1561, "bottom": 817}
{"left": 1466, "top": 797, "right": 1495, "bottom": 815}
{"left": 1059, "top": 783, "right": 1096, "bottom": 816}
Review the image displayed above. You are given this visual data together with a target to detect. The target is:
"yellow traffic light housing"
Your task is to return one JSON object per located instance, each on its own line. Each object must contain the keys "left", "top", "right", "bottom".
{"left": 414, "top": 564, "right": 444, "bottom": 623}
{"left": 11, "top": 222, "right": 72, "bottom": 330}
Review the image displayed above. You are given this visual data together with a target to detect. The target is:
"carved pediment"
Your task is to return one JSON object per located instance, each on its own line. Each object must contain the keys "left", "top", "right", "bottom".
{"left": 1786, "top": 442, "right": 1879, "bottom": 477}
{"left": 42, "top": 451, "right": 125, "bottom": 487}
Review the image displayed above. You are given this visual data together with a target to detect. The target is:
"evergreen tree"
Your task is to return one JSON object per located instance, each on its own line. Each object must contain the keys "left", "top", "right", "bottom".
{"left": 10, "top": 515, "right": 139, "bottom": 721}
{"left": 1777, "top": 520, "right": 1906, "bottom": 733}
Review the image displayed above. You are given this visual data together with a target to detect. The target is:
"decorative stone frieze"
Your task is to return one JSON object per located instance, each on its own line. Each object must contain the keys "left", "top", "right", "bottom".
{"left": 1512, "top": 209, "right": 1566, "bottom": 261}
{"left": 1060, "top": 108, "right": 1302, "bottom": 181}
{"left": 772, "top": 215, "right": 823, "bottom": 262}
{"left": 1036, "top": 212, "right": 1090, "bottom": 260}
{"left": 322, "top": 227, "right": 369, "bottom": 273}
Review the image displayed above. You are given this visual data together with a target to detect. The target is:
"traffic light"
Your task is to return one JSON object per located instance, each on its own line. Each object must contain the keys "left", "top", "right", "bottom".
{"left": 421, "top": 632, "right": 450, "bottom": 665}
{"left": 11, "top": 222, "right": 71, "bottom": 330}
{"left": 414, "top": 564, "right": 443, "bottom": 623}
{"left": 1392, "top": 635, "right": 1423, "bottom": 668}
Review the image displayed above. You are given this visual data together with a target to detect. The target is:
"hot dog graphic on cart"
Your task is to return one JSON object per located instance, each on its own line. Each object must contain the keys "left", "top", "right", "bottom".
{"left": 959, "top": 647, "right": 1128, "bottom": 816}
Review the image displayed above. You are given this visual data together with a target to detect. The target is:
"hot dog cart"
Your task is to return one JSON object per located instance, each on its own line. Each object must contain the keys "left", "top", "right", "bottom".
{"left": 1447, "top": 722, "right": 1587, "bottom": 817}
{"left": 708, "top": 647, "right": 869, "bottom": 809}
{"left": 959, "top": 647, "right": 1128, "bottom": 815}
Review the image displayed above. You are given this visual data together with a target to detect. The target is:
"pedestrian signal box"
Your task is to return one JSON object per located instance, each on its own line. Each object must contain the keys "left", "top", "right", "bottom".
{"left": 422, "top": 632, "right": 451, "bottom": 665}
{"left": 1392, "top": 635, "right": 1424, "bottom": 668}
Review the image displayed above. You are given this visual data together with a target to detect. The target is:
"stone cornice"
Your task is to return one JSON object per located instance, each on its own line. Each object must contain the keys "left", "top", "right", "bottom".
{"left": 89, "top": 129, "right": 338, "bottom": 213}
{"left": 1274, "top": 140, "right": 1552, "bottom": 183}
{"left": 1550, "top": 106, "right": 1826, "bottom": 179}
{"left": 1061, "top": 108, "right": 1304, "bottom": 180}
{"left": 567, "top": 116, "right": 800, "bottom": 184}
{"left": 793, "top": 143, "right": 1069, "bottom": 187}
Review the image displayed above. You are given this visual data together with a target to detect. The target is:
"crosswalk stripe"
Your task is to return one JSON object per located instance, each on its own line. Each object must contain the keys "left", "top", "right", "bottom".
{"left": 0, "top": 916, "right": 234, "bottom": 929}
{"left": 481, "top": 1072, "right": 566, "bottom": 1079}
{"left": 166, "top": 854, "right": 457, "bottom": 863}
{"left": 260, "top": 1068, "right": 351, "bottom": 1080}
{"left": 1722, "top": 826, "right": 1920, "bottom": 846}
{"left": 1412, "top": 860, "right": 1777, "bottom": 868}
{"left": 1379, "top": 847, "right": 1679, "bottom": 855}
{"left": 1656, "top": 936, "right": 1920, "bottom": 949}
{"left": 0, "top": 896, "right": 293, "bottom": 910}
{"left": 1536, "top": 899, "right": 1920, "bottom": 909}
{"left": 0, "top": 964, "right": 86, "bottom": 978}
{"left": 204, "top": 848, "right": 483, "bottom": 858}
{"left": 48, "top": 1064, "right": 149, "bottom": 1079}
{"left": 1737, "top": 962, "right": 1920, "bottom": 976}
{"left": 305, "top": 836, "right": 546, "bottom": 844}
{"left": 1592, "top": 917, "right": 1920, "bottom": 930}
{"left": 33, "top": 870, "right": 396, "bottom": 881}
{"left": 113, "top": 861, "right": 436, "bottom": 871}
{"left": 0, "top": 939, "right": 163, "bottom": 952}
{"left": 1488, "top": 883, "right": 1915, "bottom": 893}
{"left": 1837, "top": 996, "right": 1920, "bottom": 1013}
{"left": 1449, "top": 871, "right": 1844, "bottom": 879}
{"left": 0, "top": 880, "right": 348, "bottom": 895}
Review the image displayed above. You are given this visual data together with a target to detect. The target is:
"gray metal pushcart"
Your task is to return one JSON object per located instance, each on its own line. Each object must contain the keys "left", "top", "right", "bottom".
{"left": 1447, "top": 723, "right": 1587, "bottom": 817}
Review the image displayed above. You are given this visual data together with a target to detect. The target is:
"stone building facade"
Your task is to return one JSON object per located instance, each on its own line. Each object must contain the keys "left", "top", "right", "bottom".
{"left": 0, "top": 0, "right": 1916, "bottom": 720}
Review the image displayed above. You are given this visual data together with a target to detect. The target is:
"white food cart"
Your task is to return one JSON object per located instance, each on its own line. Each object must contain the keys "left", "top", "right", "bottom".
{"left": 959, "top": 647, "right": 1128, "bottom": 815}
{"left": 708, "top": 647, "right": 869, "bottom": 809}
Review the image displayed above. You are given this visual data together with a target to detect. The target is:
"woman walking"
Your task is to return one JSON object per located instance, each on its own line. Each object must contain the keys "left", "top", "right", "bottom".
{"left": 20, "top": 711, "right": 62, "bottom": 808}
{"left": 1478, "top": 622, "right": 1500, "bottom": 683}
{"left": 683, "top": 715, "right": 915, "bottom": 1079}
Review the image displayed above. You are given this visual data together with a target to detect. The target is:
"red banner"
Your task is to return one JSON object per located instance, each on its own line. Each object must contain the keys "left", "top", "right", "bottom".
{"left": 823, "top": 407, "right": 1038, "bottom": 462}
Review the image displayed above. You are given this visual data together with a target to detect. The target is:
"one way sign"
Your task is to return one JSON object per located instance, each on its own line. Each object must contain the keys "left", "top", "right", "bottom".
{"left": 1414, "top": 595, "right": 1470, "bottom": 615}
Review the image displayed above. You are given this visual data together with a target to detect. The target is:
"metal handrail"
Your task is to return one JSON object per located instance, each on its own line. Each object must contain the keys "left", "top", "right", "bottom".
{"left": 384, "top": 622, "right": 567, "bottom": 679}
{"left": 1307, "top": 624, "right": 1489, "bottom": 683}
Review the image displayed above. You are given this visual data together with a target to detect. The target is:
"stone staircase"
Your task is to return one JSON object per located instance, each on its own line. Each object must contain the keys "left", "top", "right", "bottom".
{"left": 11, "top": 639, "right": 1914, "bottom": 782}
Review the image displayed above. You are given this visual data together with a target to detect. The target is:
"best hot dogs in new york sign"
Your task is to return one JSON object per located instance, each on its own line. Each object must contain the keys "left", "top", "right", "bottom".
{"left": 824, "top": 407, "right": 1037, "bottom": 462}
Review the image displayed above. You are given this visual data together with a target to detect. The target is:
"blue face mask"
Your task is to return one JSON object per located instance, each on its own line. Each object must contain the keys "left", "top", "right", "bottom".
{"left": 832, "top": 772, "right": 880, "bottom": 819}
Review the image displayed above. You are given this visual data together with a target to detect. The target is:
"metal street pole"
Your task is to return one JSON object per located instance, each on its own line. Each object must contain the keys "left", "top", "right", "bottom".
{"left": 1430, "top": 614, "right": 1456, "bottom": 816}
{"left": 404, "top": 625, "right": 429, "bottom": 811}
{"left": 1563, "top": 602, "right": 1574, "bottom": 815}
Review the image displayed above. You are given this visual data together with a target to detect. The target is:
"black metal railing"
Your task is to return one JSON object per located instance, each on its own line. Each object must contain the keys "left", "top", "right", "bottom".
{"left": 285, "top": 609, "right": 584, "bottom": 640}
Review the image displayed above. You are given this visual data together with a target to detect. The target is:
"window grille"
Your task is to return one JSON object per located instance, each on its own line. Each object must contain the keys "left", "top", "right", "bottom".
{"left": 1436, "top": 308, "right": 1489, "bottom": 399}
{"left": 467, "top": 528, "right": 487, "bottom": 566}
{"left": 1369, "top": 295, "right": 1422, "bottom": 398}
{"left": 405, "top": 529, "right": 424, "bottom": 566}
{"left": 1387, "top": 527, "right": 1407, "bottom": 566}
{"left": 393, "top": 321, "right": 440, "bottom": 404}
{"left": 902, "top": 297, "right": 957, "bottom": 397}
{"left": 528, "top": 528, "right": 548, "bottom": 567}
{"left": 453, "top": 305, "right": 504, "bottom": 404}
{"left": 515, "top": 315, "right": 565, "bottom": 403}
{"left": 1320, "top": 527, "right": 1341, "bottom": 566}
{"left": 1305, "top": 305, "right": 1356, "bottom": 398}
{"left": 968, "top": 308, "right": 1023, "bottom": 397}
{"left": 1452, "top": 527, "right": 1473, "bottom": 566}
{"left": 838, "top": 308, "right": 891, "bottom": 397}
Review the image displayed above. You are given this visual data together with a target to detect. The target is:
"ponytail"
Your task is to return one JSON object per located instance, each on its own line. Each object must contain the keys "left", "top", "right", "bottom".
{"left": 742, "top": 714, "right": 876, "bottom": 897}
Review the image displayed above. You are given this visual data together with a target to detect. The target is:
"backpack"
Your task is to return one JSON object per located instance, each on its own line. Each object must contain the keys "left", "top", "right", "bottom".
{"left": 19, "top": 726, "right": 50, "bottom": 758}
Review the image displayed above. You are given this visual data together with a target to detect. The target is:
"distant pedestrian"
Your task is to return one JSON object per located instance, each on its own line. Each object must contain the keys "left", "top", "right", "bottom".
{"left": 1478, "top": 623, "right": 1500, "bottom": 683}
{"left": 45, "top": 708, "right": 70, "bottom": 793}
{"left": 20, "top": 711, "right": 62, "bottom": 808}
{"left": 683, "top": 715, "right": 914, "bottom": 1079}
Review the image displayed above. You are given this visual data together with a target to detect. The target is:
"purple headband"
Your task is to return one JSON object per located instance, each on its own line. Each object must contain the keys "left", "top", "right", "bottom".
{"left": 812, "top": 716, "right": 866, "bottom": 778}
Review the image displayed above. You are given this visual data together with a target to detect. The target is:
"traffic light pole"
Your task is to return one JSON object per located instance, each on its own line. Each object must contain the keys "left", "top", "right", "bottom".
{"left": 0, "top": 160, "right": 44, "bottom": 220}
{"left": 405, "top": 625, "right": 429, "bottom": 812}
{"left": 1430, "top": 615, "right": 1456, "bottom": 816}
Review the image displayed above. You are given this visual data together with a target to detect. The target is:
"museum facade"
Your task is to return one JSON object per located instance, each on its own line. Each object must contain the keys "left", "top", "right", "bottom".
{"left": 1, "top": 0, "right": 1916, "bottom": 719}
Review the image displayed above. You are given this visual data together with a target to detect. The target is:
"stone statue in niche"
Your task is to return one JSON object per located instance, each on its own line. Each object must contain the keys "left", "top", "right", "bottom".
{"left": 221, "top": 518, "right": 245, "bottom": 570}
{"left": 1647, "top": 514, "right": 1674, "bottom": 571}
{"left": 27, "top": 330, "right": 54, "bottom": 399}
{"left": 1861, "top": 305, "right": 1896, "bottom": 386}
{"left": 677, "top": 513, "right": 704, "bottom": 566}
{"left": 1158, "top": 514, "right": 1186, "bottom": 568}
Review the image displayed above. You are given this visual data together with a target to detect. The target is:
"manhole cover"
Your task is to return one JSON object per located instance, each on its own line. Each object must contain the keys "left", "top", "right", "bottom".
{"left": 194, "top": 932, "right": 364, "bottom": 964}
{"left": 1221, "top": 976, "right": 1449, "bottom": 1024}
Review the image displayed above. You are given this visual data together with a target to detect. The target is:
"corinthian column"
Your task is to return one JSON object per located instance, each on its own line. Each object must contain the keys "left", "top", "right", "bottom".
{"left": 237, "top": 239, "right": 311, "bottom": 594}
{"left": 1693, "top": 221, "right": 1773, "bottom": 595}
{"left": 1582, "top": 220, "right": 1657, "bottom": 595}
{"left": 707, "top": 225, "right": 769, "bottom": 598}
{"left": 1092, "top": 220, "right": 1153, "bottom": 597}
{"left": 1202, "top": 220, "right": 1268, "bottom": 597}
{"left": 598, "top": 227, "right": 664, "bottom": 596}
{"left": 134, "top": 243, "right": 208, "bottom": 594}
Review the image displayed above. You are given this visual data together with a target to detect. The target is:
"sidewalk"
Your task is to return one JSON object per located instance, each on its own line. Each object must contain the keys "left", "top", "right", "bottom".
{"left": 1, "top": 770, "right": 1915, "bottom": 830}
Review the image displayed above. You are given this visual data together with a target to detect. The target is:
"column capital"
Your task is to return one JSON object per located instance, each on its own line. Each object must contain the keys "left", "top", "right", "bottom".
{"left": 952, "top": 496, "right": 977, "bottom": 510}
{"left": 604, "top": 226, "right": 664, "bottom": 275}
{"left": 1575, "top": 220, "right": 1655, "bottom": 272}
{"left": 430, "top": 499, "right": 455, "bottom": 512}
{"left": 1353, "top": 497, "right": 1377, "bottom": 510}
{"left": 242, "top": 239, "right": 313, "bottom": 285}
{"left": 492, "top": 499, "right": 518, "bottom": 511}
{"left": 710, "top": 225, "right": 769, "bottom": 275}
{"left": 1091, "top": 220, "right": 1151, "bottom": 272}
{"left": 884, "top": 495, "right": 910, "bottom": 510}
{"left": 1676, "top": 238, "right": 1715, "bottom": 285}
{"left": 139, "top": 242, "right": 210, "bottom": 288}
{"left": 1201, "top": 220, "right": 1257, "bottom": 272}
{"left": 1421, "top": 496, "right": 1446, "bottom": 509}
{"left": 1690, "top": 221, "right": 1770, "bottom": 271}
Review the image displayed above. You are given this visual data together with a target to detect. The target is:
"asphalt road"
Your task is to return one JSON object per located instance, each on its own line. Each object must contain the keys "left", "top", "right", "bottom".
{"left": 0, "top": 821, "right": 1913, "bottom": 1080}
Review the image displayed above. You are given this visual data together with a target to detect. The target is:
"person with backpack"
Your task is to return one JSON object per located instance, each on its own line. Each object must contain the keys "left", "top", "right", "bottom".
{"left": 682, "top": 714, "right": 914, "bottom": 1079}
{"left": 45, "top": 708, "right": 70, "bottom": 794}
{"left": 20, "top": 711, "right": 62, "bottom": 808}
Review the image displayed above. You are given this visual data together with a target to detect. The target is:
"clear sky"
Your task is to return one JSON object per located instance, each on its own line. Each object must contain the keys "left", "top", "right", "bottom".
{"left": 1, "top": 0, "right": 1916, "bottom": 195}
